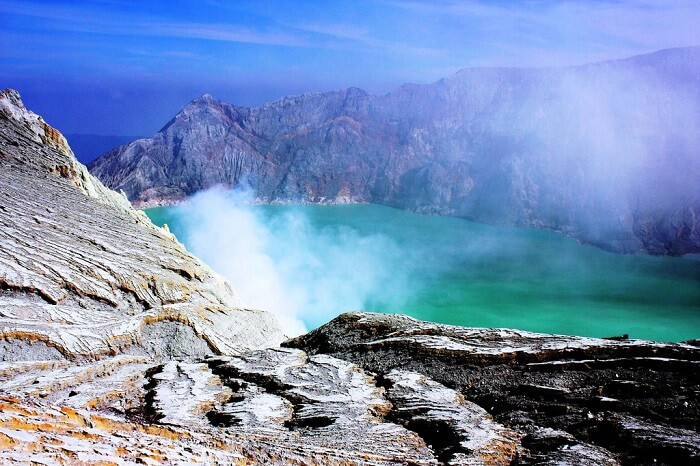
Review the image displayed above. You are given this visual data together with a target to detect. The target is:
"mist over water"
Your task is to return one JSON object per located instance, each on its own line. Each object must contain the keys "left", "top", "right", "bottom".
{"left": 148, "top": 189, "right": 413, "bottom": 335}
{"left": 147, "top": 191, "right": 700, "bottom": 342}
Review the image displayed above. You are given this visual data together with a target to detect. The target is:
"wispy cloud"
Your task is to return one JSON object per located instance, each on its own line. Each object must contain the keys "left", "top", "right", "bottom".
{"left": 4, "top": 0, "right": 699, "bottom": 135}
{"left": 0, "top": 1, "right": 443, "bottom": 57}
{"left": 384, "top": 0, "right": 700, "bottom": 66}
{"left": 140, "top": 22, "right": 311, "bottom": 48}
{"left": 0, "top": 1, "right": 313, "bottom": 48}
{"left": 292, "top": 21, "right": 444, "bottom": 57}
{"left": 4, "top": 0, "right": 696, "bottom": 71}
{"left": 295, "top": 22, "right": 371, "bottom": 42}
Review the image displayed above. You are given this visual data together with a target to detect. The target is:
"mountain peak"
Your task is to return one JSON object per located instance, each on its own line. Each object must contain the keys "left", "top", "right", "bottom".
{"left": 0, "top": 88, "right": 24, "bottom": 111}
{"left": 0, "top": 88, "right": 73, "bottom": 156}
{"left": 194, "top": 93, "right": 217, "bottom": 104}
{"left": 1, "top": 88, "right": 36, "bottom": 124}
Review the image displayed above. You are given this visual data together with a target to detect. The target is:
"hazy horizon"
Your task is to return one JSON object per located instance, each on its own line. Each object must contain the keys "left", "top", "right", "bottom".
{"left": 2, "top": 0, "right": 699, "bottom": 136}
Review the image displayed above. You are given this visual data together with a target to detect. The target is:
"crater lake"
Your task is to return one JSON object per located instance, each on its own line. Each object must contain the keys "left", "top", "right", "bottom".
{"left": 146, "top": 202, "right": 700, "bottom": 342}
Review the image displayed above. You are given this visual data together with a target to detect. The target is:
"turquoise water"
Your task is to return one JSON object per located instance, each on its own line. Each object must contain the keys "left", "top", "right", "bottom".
{"left": 147, "top": 203, "right": 700, "bottom": 342}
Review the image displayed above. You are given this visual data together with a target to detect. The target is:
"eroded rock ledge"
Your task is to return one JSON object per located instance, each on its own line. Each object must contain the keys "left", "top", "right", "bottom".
{"left": 2, "top": 312, "right": 696, "bottom": 464}
{"left": 0, "top": 346, "right": 520, "bottom": 464}
{"left": 285, "top": 312, "right": 700, "bottom": 465}
{"left": 0, "top": 89, "right": 285, "bottom": 361}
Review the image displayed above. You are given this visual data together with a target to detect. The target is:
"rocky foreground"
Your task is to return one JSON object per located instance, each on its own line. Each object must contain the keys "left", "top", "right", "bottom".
{"left": 288, "top": 313, "right": 700, "bottom": 465}
{"left": 1, "top": 311, "right": 698, "bottom": 465}
{"left": 0, "top": 89, "right": 284, "bottom": 360}
{"left": 0, "top": 89, "right": 699, "bottom": 465}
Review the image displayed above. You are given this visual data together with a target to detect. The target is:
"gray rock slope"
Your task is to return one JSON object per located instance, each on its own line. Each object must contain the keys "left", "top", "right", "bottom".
{"left": 2, "top": 311, "right": 696, "bottom": 464}
{"left": 286, "top": 312, "right": 700, "bottom": 466}
{"left": 0, "top": 89, "right": 454, "bottom": 464}
{"left": 0, "top": 88, "right": 285, "bottom": 360}
{"left": 90, "top": 47, "right": 700, "bottom": 255}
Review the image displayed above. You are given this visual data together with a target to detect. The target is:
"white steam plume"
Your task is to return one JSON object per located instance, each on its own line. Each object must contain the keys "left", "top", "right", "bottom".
{"left": 175, "top": 188, "right": 412, "bottom": 336}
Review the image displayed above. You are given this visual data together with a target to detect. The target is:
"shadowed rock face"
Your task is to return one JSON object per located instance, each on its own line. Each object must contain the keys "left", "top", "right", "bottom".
{"left": 89, "top": 47, "right": 700, "bottom": 255}
{"left": 285, "top": 312, "right": 700, "bottom": 466}
{"left": 0, "top": 88, "right": 285, "bottom": 361}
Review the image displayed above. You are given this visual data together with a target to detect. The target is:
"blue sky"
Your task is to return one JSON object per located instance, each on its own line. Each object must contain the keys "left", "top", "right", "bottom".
{"left": 1, "top": 0, "right": 698, "bottom": 135}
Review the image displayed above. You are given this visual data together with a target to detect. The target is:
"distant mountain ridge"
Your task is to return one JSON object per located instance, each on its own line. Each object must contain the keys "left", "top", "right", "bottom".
{"left": 90, "top": 47, "right": 700, "bottom": 255}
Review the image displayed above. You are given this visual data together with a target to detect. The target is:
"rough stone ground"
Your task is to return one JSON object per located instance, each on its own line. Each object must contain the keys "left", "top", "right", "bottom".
{"left": 0, "top": 352, "right": 440, "bottom": 464}
{"left": 286, "top": 312, "right": 700, "bottom": 466}
{"left": 3, "top": 312, "right": 697, "bottom": 465}
{"left": 0, "top": 344, "right": 522, "bottom": 465}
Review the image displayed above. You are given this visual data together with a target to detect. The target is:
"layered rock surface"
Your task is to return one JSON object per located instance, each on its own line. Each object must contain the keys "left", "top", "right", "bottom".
{"left": 0, "top": 89, "right": 515, "bottom": 464}
{"left": 0, "top": 344, "right": 521, "bottom": 464}
{"left": 0, "top": 89, "right": 285, "bottom": 360}
{"left": 2, "top": 310, "right": 697, "bottom": 465}
{"left": 90, "top": 47, "right": 700, "bottom": 254}
{"left": 286, "top": 312, "right": 700, "bottom": 466}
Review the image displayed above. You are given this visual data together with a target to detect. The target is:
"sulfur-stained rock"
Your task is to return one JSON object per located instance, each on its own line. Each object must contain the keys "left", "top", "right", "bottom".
{"left": 0, "top": 89, "right": 285, "bottom": 362}
{"left": 0, "top": 350, "right": 444, "bottom": 465}
{"left": 205, "top": 348, "right": 438, "bottom": 463}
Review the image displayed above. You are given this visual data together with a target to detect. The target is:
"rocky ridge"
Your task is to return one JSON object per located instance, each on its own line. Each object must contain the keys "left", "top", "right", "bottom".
{"left": 90, "top": 47, "right": 700, "bottom": 255}
{"left": 0, "top": 89, "right": 514, "bottom": 464}
{"left": 2, "top": 309, "right": 697, "bottom": 465}
{"left": 0, "top": 89, "right": 285, "bottom": 360}
{"left": 1, "top": 89, "right": 698, "bottom": 464}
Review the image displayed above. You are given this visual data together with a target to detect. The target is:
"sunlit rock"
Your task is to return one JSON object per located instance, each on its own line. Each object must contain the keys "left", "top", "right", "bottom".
{"left": 0, "top": 88, "right": 285, "bottom": 361}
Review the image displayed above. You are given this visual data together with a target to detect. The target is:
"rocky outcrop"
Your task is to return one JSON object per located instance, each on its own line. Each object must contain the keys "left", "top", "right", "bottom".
{"left": 0, "top": 89, "right": 482, "bottom": 464}
{"left": 286, "top": 312, "right": 700, "bottom": 465}
{"left": 2, "top": 310, "right": 696, "bottom": 465}
{"left": 0, "top": 89, "right": 285, "bottom": 361}
{"left": 0, "top": 89, "right": 73, "bottom": 156}
{"left": 89, "top": 47, "right": 700, "bottom": 255}
{"left": 0, "top": 345, "right": 518, "bottom": 464}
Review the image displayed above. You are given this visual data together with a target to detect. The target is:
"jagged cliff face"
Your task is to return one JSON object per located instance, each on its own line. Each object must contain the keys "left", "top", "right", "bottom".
{"left": 0, "top": 88, "right": 285, "bottom": 360}
{"left": 90, "top": 47, "right": 700, "bottom": 255}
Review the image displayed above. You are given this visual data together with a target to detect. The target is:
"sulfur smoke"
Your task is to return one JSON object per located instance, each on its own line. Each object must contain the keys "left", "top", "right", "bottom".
{"left": 172, "top": 188, "right": 412, "bottom": 336}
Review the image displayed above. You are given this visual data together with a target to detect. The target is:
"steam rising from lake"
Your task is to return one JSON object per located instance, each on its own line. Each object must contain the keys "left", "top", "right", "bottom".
{"left": 173, "top": 188, "right": 412, "bottom": 335}
{"left": 147, "top": 196, "right": 700, "bottom": 342}
{"left": 148, "top": 190, "right": 700, "bottom": 341}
